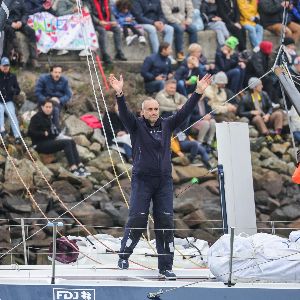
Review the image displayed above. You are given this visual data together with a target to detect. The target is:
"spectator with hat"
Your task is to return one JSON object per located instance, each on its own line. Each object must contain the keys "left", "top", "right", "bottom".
{"left": 203, "top": 71, "right": 238, "bottom": 122}
{"left": 259, "top": 0, "right": 300, "bottom": 42}
{"left": 238, "top": 77, "right": 284, "bottom": 144}
{"left": 282, "top": 37, "right": 297, "bottom": 66}
{"left": 246, "top": 40, "right": 281, "bottom": 104}
{"left": 237, "top": 0, "right": 263, "bottom": 52}
{"left": 215, "top": 36, "right": 246, "bottom": 94}
{"left": 0, "top": 57, "right": 22, "bottom": 144}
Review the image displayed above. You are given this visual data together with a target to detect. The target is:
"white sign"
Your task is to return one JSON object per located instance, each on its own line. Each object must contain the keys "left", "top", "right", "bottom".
{"left": 53, "top": 289, "right": 95, "bottom": 300}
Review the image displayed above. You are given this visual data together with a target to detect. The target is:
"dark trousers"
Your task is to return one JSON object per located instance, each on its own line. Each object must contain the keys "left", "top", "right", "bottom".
{"left": 95, "top": 25, "right": 123, "bottom": 56}
{"left": 123, "top": 24, "right": 141, "bottom": 38}
{"left": 4, "top": 24, "right": 37, "bottom": 59}
{"left": 179, "top": 140, "right": 210, "bottom": 164}
{"left": 119, "top": 174, "right": 174, "bottom": 271}
{"left": 226, "top": 67, "right": 245, "bottom": 94}
{"left": 35, "top": 139, "right": 80, "bottom": 166}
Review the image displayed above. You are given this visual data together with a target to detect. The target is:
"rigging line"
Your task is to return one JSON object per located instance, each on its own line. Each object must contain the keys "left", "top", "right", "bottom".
{"left": 174, "top": 69, "right": 273, "bottom": 139}
{"left": 75, "top": 0, "right": 156, "bottom": 256}
{"left": 0, "top": 168, "right": 130, "bottom": 261}
{"left": 0, "top": 136, "right": 107, "bottom": 266}
{"left": 0, "top": 95, "right": 154, "bottom": 270}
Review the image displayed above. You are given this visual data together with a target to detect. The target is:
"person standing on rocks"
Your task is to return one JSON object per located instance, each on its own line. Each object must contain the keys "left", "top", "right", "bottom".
{"left": 109, "top": 72, "right": 212, "bottom": 280}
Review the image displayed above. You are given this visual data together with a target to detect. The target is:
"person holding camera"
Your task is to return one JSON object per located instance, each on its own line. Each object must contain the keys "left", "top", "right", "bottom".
{"left": 161, "top": 0, "right": 197, "bottom": 62}
{"left": 237, "top": 0, "right": 263, "bottom": 52}
{"left": 141, "top": 42, "right": 173, "bottom": 94}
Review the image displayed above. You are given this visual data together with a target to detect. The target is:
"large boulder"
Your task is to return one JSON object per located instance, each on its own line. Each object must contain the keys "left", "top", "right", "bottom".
{"left": 65, "top": 115, "right": 94, "bottom": 136}
{"left": 52, "top": 180, "right": 81, "bottom": 203}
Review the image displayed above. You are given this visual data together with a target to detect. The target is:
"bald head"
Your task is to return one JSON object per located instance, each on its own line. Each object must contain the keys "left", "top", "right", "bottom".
{"left": 141, "top": 98, "right": 160, "bottom": 125}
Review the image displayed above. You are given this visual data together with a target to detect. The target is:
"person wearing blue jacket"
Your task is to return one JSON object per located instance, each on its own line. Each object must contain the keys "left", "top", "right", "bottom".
{"left": 112, "top": 0, "right": 146, "bottom": 46}
{"left": 141, "top": 42, "right": 173, "bottom": 94}
{"left": 35, "top": 65, "right": 72, "bottom": 129}
{"left": 131, "top": 0, "right": 174, "bottom": 54}
{"left": 109, "top": 72, "right": 212, "bottom": 280}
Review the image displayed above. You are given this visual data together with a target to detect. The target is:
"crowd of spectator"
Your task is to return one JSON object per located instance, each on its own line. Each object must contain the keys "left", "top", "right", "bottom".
{"left": 0, "top": 0, "right": 300, "bottom": 170}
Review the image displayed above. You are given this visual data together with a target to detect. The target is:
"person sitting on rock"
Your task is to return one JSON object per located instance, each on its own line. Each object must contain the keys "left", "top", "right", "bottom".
{"left": 3, "top": 0, "right": 39, "bottom": 67}
{"left": 35, "top": 65, "right": 72, "bottom": 130}
{"left": 102, "top": 101, "right": 132, "bottom": 162}
{"left": 141, "top": 42, "right": 173, "bottom": 94}
{"left": 155, "top": 79, "right": 187, "bottom": 117}
{"left": 238, "top": 77, "right": 284, "bottom": 144}
{"left": 28, "top": 99, "right": 89, "bottom": 177}
{"left": 215, "top": 36, "right": 246, "bottom": 94}
{"left": 204, "top": 71, "right": 238, "bottom": 122}
{"left": 25, "top": 0, "right": 56, "bottom": 15}
{"left": 161, "top": 0, "right": 198, "bottom": 62}
{"left": 112, "top": 0, "right": 147, "bottom": 46}
{"left": 131, "top": 0, "right": 174, "bottom": 54}
{"left": 171, "top": 126, "right": 211, "bottom": 169}
{"left": 0, "top": 57, "right": 22, "bottom": 144}
{"left": 189, "top": 96, "right": 216, "bottom": 153}
{"left": 175, "top": 56, "right": 202, "bottom": 97}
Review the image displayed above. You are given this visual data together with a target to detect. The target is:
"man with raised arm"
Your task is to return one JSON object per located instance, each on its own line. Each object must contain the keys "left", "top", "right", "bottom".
{"left": 109, "top": 73, "right": 211, "bottom": 280}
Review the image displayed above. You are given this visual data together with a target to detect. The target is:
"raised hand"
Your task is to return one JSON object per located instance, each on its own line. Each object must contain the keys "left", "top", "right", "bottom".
{"left": 195, "top": 74, "right": 212, "bottom": 94}
{"left": 109, "top": 74, "right": 124, "bottom": 94}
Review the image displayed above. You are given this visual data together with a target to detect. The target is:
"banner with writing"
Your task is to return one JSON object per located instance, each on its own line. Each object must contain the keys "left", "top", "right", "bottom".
{"left": 28, "top": 10, "right": 99, "bottom": 53}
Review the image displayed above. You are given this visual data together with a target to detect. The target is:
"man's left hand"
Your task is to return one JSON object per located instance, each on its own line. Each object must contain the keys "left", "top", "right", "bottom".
{"left": 263, "top": 114, "right": 270, "bottom": 123}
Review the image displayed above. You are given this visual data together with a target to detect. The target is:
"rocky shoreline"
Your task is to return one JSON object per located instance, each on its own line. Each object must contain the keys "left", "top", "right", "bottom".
{"left": 0, "top": 66, "right": 299, "bottom": 265}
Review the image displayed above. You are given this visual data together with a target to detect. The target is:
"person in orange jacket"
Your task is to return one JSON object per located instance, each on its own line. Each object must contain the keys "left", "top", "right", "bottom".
{"left": 292, "top": 150, "right": 300, "bottom": 184}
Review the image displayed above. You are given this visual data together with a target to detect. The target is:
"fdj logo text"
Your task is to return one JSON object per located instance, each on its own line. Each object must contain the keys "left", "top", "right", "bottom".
{"left": 53, "top": 289, "right": 95, "bottom": 300}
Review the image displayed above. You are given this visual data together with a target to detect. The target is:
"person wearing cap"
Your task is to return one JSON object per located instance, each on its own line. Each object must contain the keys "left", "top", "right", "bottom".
{"left": 203, "top": 71, "right": 238, "bottom": 122}
{"left": 0, "top": 57, "right": 22, "bottom": 144}
{"left": 246, "top": 40, "right": 281, "bottom": 104}
{"left": 3, "top": 0, "right": 39, "bottom": 67}
{"left": 216, "top": 0, "right": 247, "bottom": 51}
{"left": 238, "top": 77, "right": 284, "bottom": 144}
{"left": 215, "top": 36, "right": 246, "bottom": 94}
{"left": 281, "top": 37, "right": 297, "bottom": 66}
{"left": 237, "top": 0, "right": 263, "bottom": 52}
{"left": 259, "top": 0, "right": 300, "bottom": 42}
{"left": 35, "top": 65, "right": 72, "bottom": 129}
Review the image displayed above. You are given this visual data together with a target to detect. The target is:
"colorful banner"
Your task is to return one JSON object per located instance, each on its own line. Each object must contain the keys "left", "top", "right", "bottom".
{"left": 28, "top": 10, "right": 99, "bottom": 53}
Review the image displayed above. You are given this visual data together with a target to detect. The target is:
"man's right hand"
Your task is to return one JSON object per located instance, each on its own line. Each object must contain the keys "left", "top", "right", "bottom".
{"left": 51, "top": 97, "right": 60, "bottom": 105}
{"left": 45, "top": 131, "right": 49, "bottom": 137}
{"left": 109, "top": 74, "right": 124, "bottom": 95}
{"left": 154, "top": 21, "right": 164, "bottom": 32}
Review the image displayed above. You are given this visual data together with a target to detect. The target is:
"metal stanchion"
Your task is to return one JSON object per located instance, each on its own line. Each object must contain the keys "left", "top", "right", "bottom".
{"left": 217, "top": 164, "right": 228, "bottom": 234}
{"left": 225, "top": 227, "right": 236, "bottom": 287}
{"left": 21, "top": 218, "right": 28, "bottom": 265}
{"left": 47, "top": 221, "right": 63, "bottom": 284}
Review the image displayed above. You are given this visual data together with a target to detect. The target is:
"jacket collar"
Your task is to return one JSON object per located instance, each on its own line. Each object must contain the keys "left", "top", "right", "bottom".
{"left": 143, "top": 116, "right": 162, "bottom": 128}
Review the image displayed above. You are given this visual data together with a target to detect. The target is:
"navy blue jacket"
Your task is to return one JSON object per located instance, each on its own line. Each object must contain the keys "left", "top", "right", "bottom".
{"left": 35, "top": 74, "right": 72, "bottom": 105}
{"left": 0, "top": 71, "right": 20, "bottom": 102}
{"left": 215, "top": 48, "right": 239, "bottom": 72}
{"left": 116, "top": 92, "right": 202, "bottom": 176}
{"left": 132, "top": 0, "right": 166, "bottom": 24}
{"left": 141, "top": 53, "right": 171, "bottom": 82}
{"left": 25, "top": 0, "right": 44, "bottom": 14}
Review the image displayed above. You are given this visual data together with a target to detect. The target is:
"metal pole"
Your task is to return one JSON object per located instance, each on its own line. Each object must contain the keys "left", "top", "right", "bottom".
{"left": 217, "top": 164, "right": 228, "bottom": 234}
{"left": 51, "top": 223, "right": 57, "bottom": 285}
{"left": 47, "top": 221, "right": 63, "bottom": 285}
{"left": 225, "top": 227, "right": 236, "bottom": 287}
{"left": 21, "top": 218, "right": 28, "bottom": 265}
